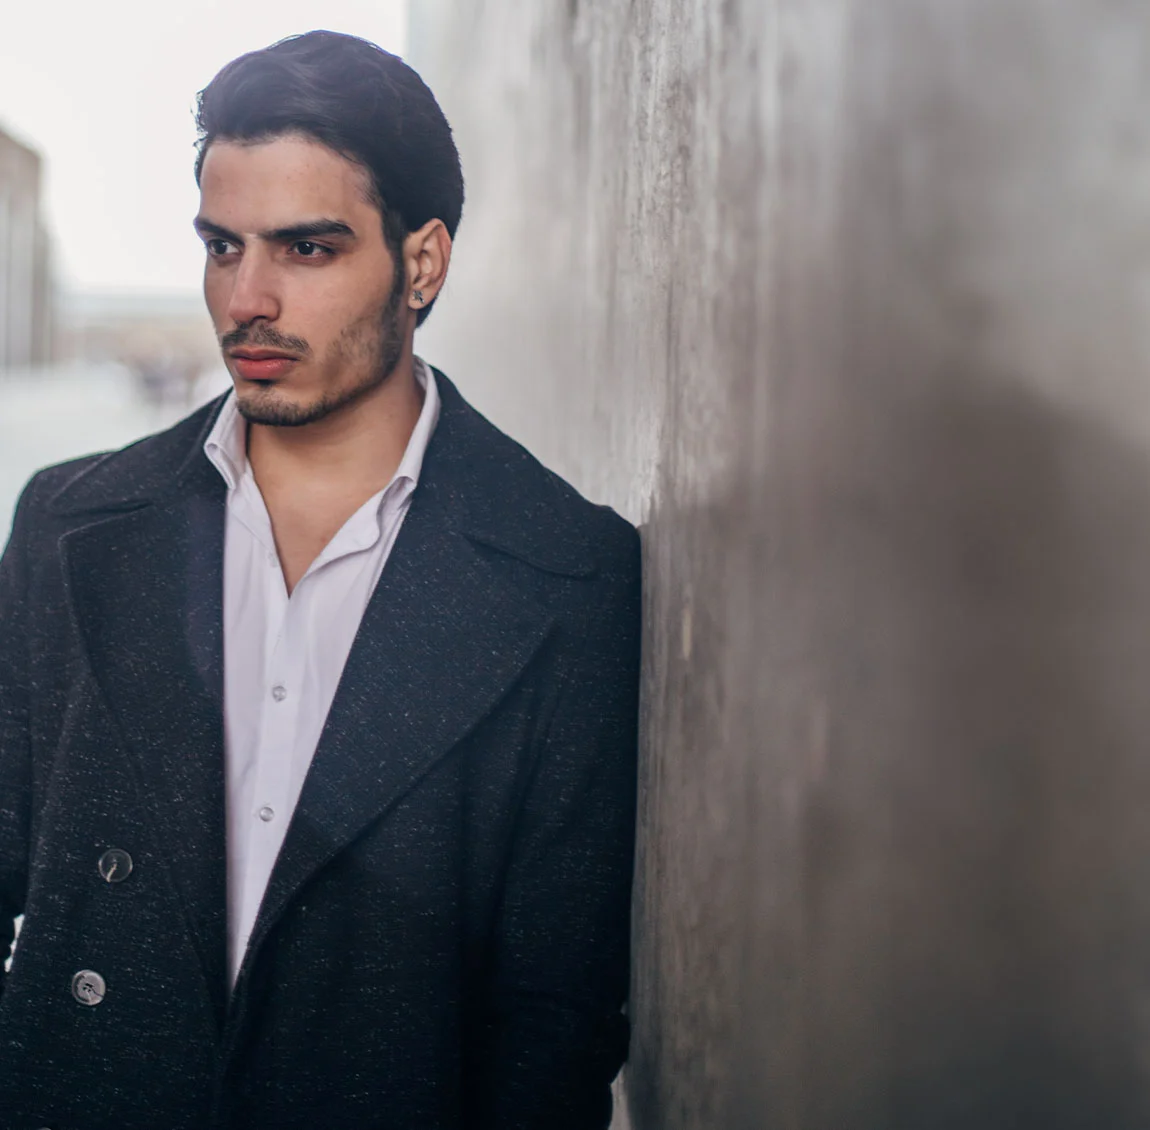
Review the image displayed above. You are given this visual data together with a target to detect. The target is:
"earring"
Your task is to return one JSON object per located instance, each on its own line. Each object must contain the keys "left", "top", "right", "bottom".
{"left": 412, "top": 289, "right": 425, "bottom": 305}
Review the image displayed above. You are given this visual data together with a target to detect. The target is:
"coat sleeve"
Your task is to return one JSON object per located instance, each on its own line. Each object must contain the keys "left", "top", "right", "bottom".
{"left": 472, "top": 523, "right": 642, "bottom": 1130}
{"left": 0, "top": 477, "right": 36, "bottom": 996}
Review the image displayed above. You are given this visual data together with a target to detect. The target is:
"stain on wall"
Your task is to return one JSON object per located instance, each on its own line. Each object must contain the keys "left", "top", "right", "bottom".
{"left": 411, "top": 3, "right": 1150, "bottom": 1126}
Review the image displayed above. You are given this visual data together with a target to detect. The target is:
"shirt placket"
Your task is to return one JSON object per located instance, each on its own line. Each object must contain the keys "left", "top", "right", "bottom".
{"left": 238, "top": 522, "right": 298, "bottom": 939}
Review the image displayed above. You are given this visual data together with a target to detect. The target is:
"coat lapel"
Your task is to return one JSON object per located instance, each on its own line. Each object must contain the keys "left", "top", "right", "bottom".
{"left": 60, "top": 454, "right": 229, "bottom": 1028}
{"left": 237, "top": 371, "right": 587, "bottom": 988}
{"left": 242, "top": 483, "right": 556, "bottom": 980}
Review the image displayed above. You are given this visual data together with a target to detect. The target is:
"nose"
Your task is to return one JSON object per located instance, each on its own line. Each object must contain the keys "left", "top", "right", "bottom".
{"left": 225, "top": 250, "right": 281, "bottom": 327}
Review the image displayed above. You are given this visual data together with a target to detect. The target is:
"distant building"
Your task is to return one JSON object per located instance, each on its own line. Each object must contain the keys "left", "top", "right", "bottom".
{"left": 57, "top": 288, "right": 226, "bottom": 409}
{"left": 0, "top": 124, "right": 53, "bottom": 368}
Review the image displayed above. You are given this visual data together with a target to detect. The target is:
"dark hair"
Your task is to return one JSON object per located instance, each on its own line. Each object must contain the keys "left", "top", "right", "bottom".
{"left": 195, "top": 30, "right": 463, "bottom": 326}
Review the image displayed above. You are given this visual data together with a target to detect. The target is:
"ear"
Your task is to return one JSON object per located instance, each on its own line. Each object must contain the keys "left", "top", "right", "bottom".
{"left": 403, "top": 219, "right": 452, "bottom": 312}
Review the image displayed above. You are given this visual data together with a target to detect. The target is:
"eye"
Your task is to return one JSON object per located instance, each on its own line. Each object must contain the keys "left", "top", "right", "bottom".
{"left": 205, "top": 237, "right": 237, "bottom": 257}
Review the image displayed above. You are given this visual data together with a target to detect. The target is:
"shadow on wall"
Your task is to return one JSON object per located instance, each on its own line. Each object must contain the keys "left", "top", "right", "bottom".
{"left": 634, "top": 366, "right": 1150, "bottom": 1130}
{"left": 861, "top": 374, "right": 1150, "bottom": 1130}
{"left": 625, "top": 358, "right": 1150, "bottom": 1130}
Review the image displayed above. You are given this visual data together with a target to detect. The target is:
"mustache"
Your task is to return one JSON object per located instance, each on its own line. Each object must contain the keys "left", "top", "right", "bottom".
{"left": 220, "top": 322, "right": 310, "bottom": 356}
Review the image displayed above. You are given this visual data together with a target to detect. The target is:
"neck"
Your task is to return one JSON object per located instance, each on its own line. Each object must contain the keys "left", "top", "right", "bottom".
{"left": 246, "top": 347, "right": 424, "bottom": 497}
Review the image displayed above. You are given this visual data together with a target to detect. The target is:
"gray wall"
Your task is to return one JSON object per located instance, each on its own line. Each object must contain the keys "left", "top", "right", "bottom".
{"left": 412, "top": 3, "right": 1150, "bottom": 1127}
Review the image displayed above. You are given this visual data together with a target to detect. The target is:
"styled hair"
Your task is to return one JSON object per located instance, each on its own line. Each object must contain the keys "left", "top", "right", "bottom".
{"left": 194, "top": 30, "right": 463, "bottom": 326}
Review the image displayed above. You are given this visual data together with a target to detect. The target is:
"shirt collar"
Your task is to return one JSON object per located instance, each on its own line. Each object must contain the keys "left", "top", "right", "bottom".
{"left": 203, "top": 356, "right": 441, "bottom": 498}
{"left": 393, "top": 356, "right": 440, "bottom": 493}
{"left": 202, "top": 386, "right": 245, "bottom": 492}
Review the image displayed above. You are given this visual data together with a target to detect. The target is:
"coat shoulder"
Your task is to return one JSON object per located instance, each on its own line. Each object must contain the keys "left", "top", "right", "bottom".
{"left": 433, "top": 373, "right": 639, "bottom": 581}
{"left": 32, "top": 398, "right": 225, "bottom": 519}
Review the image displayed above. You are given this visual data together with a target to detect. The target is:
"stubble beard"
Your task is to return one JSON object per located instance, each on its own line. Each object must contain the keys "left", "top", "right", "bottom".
{"left": 234, "top": 266, "right": 407, "bottom": 429}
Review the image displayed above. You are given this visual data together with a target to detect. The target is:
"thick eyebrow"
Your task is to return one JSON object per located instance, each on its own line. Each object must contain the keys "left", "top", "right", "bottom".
{"left": 192, "top": 216, "right": 357, "bottom": 243}
{"left": 193, "top": 216, "right": 241, "bottom": 243}
{"left": 265, "top": 219, "right": 357, "bottom": 242}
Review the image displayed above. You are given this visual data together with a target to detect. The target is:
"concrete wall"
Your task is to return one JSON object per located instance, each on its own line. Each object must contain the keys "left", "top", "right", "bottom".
{"left": 412, "top": 4, "right": 1150, "bottom": 1127}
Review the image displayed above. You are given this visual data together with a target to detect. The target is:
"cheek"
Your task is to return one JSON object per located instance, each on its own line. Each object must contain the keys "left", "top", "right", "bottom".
{"left": 323, "top": 311, "right": 380, "bottom": 368}
{"left": 320, "top": 281, "right": 396, "bottom": 356}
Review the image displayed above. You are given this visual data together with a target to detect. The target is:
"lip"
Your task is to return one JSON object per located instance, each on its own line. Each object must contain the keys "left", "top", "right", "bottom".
{"left": 230, "top": 352, "right": 298, "bottom": 381}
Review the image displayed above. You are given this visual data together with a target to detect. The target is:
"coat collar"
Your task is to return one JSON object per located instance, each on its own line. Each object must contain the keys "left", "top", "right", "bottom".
{"left": 53, "top": 368, "right": 594, "bottom": 1026}
{"left": 48, "top": 369, "right": 596, "bottom": 578}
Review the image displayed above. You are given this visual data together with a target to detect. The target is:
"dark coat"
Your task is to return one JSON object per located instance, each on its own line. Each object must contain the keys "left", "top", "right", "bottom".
{"left": 0, "top": 371, "right": 641, "bottom": 1130}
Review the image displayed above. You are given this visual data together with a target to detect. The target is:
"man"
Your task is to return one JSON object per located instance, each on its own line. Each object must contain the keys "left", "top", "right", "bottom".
{"left": 0, "top": 31, "right": 640, "bottom": 1130}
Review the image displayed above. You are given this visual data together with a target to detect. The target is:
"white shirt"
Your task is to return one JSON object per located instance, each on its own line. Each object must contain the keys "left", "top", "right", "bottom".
{"left": 203, "top": 359, "right": 441, "bottom": 985}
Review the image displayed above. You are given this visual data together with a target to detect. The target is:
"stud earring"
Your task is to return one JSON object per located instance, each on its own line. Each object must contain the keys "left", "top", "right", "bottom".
{"left": 412, "top": 289, "right": 425, "bottom": 305}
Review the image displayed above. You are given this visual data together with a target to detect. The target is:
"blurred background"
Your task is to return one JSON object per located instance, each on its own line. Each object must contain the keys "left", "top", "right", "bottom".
{"left": 0, "top": 0, "right": 408, "bottom": 537}
{"left": 13, "top": 3, "right": 1150, "bottom": 1128}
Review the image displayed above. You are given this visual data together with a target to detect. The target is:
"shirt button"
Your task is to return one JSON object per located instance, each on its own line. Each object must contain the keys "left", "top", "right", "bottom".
{"left": 258, "top": 805, "right": 275, "bottom": 822}
{"left": 271, "top": 685, "right": 287, "bottom": 702}
{"left": 71, "top": 969, "right": 106, "bottom": 1006}
{"left": 97, "top": 848, "right": 133, "bottom": 883}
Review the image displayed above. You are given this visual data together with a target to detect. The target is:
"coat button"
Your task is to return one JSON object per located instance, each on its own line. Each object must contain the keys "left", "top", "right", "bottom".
{"left": 97, "top": 848, "right": 133, "bottom": 883}
{"left": 71, "top": 969, "right": 106, "bottom": 1006}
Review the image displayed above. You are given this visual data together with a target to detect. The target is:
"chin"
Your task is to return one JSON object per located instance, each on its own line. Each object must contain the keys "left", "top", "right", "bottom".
{"left": 236, "top": 375, "right": 383, "bottom": 428}
{"left": 236, "top": 385, "right": 331, "bottom": 428}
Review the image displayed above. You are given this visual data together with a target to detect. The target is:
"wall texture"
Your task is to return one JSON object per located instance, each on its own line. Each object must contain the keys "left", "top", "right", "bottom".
{"left": 411, "top": 3, "right": 1150, "bottom": 1127}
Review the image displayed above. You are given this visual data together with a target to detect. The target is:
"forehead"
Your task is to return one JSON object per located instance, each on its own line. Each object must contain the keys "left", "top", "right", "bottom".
{"left": 198, "top": 134, "right": 377, "bottom": 227}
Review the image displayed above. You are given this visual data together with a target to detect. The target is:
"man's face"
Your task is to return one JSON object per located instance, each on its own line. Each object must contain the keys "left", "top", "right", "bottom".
{"left": 196, "top": 133, "right": 407, "bottom": 427}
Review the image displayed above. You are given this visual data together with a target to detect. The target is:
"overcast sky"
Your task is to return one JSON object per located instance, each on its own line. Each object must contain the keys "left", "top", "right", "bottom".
{"left": 0, "top": 0, "right": 408, "bottom": 295}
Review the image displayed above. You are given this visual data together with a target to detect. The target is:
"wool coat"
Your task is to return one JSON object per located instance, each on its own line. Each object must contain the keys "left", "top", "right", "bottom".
{"left": 0, "top": 371, "right": 641, "bottom": 1130}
